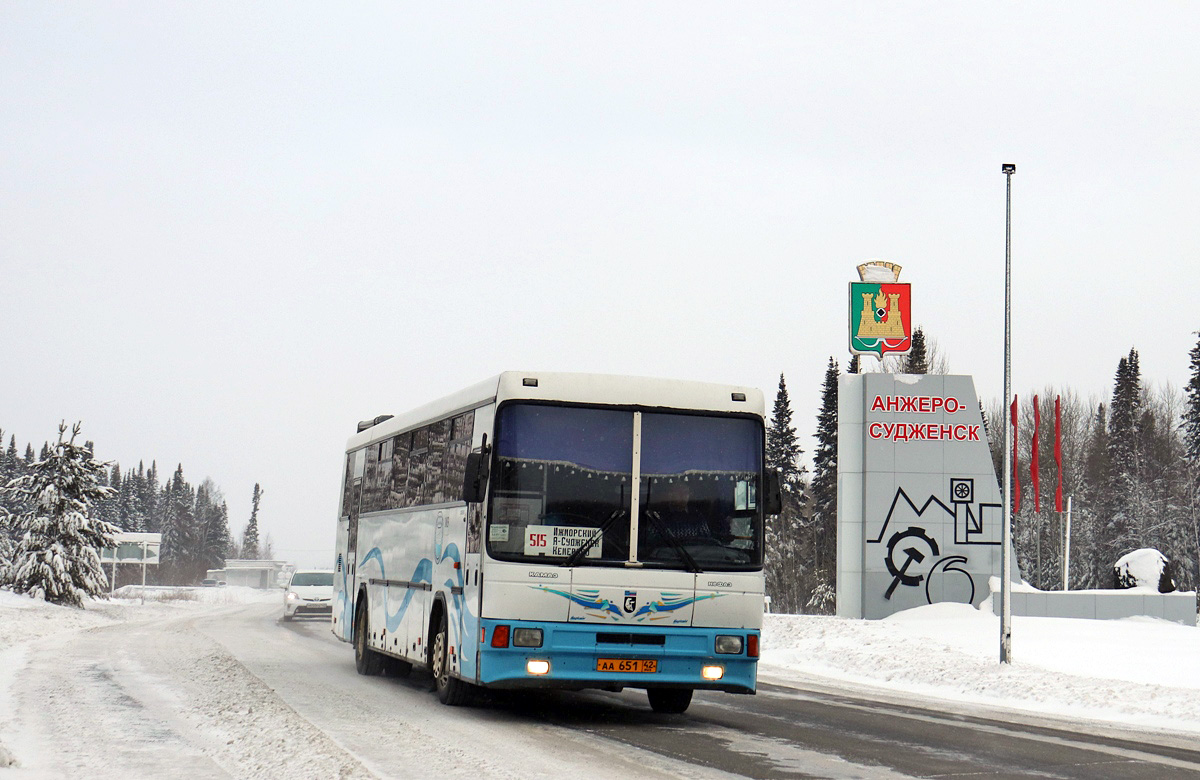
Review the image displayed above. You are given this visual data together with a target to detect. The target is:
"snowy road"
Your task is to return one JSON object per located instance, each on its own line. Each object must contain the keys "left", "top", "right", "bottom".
{"left": 4, "top": 595, "right": 1200, "bottom": 779}
{"left": 0, "top": 598, "right": 722, "bottom": 779}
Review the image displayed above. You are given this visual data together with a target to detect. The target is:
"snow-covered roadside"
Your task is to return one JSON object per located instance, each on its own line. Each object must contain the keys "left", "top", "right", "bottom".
{"left": 0, "top": 590, "right": 128, "bottom": 769}
{"left": 760, "top": 602, "right": 1200, "bottom": 735}
{"left": 0, "top": 587, "right": 284, "bottom": 775}
{"left": 0, "top": 589, "right": 724, "bottom": 779}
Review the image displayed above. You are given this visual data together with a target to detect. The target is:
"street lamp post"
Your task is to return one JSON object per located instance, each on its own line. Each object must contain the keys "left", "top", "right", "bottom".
{"left": 1001, "top": 162, "right": 1016, "bottom": 664}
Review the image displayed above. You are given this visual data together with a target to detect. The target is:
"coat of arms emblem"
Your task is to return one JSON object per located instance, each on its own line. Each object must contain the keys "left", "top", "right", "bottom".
{"left": 849, "top": 260, "right": 912, "bottom": 358}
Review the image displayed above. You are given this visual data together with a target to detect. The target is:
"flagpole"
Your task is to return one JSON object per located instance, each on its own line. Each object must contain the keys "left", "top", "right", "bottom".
{"left": 1001, "top": 163, "right": 1015, "bottom": 665}
{"left": 1063, "top": 495, "right": 1072, "bottom": 591}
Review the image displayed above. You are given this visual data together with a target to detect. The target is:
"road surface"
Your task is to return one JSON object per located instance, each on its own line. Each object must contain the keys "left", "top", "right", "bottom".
{"left": 4, "top": 598, "right": 1200, "bottom": 779}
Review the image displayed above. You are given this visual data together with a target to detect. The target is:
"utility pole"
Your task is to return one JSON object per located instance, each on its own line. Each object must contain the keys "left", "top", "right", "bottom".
{"left": 1001, "top": 162, "right": 1016, "bottom": 665}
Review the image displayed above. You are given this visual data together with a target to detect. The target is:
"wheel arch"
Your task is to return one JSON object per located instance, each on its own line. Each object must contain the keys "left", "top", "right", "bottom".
{"left": 354, "top": 584, "right": 369, "bottom": 641}
{"left": 427, "top": 592, "right": 448, "bottom": 659}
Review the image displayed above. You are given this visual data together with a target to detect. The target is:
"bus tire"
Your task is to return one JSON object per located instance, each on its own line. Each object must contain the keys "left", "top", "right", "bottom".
{"left": 430, "top": 611, "right": 471, "bottom": 706}
{"left": 647, "top": 687, "right": 693, "bottom": 714}
{"left": 354, "top": 596, "right": 384, "bottom": 676}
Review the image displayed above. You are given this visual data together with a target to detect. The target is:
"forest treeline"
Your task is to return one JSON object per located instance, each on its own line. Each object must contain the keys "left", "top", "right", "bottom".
{"left": 0, "top": 432, "right": 268, "bottom": 588}
{"left": 5, "top": 327, "right": 1200, "bottom": 610}
{"left": 764, "top": 328, "right": 1200, "bottom": 614}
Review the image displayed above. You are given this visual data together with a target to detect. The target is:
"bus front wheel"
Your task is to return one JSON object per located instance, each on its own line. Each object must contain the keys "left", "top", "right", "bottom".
{"left": 430, "top": 612, "right": 471, "bottom": 705}
{"left": 647, "top": 687, "right": 693, "bottom": 714}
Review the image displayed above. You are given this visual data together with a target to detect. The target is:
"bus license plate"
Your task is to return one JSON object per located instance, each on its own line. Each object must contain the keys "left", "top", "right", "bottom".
{"left": 597, "top": 658, "right": 657, "bottom": 673}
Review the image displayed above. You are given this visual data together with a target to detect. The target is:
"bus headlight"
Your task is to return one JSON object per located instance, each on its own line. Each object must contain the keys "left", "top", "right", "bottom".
{"left": 526, "top": 660, "right": 551, "bottom": 675}
{"left": 714, "top": 635, "right": 743, "bottom": 654}
{"left": 702, "top": 665, "right": 724, "bottom": 680}
{"left": 513, "top": 628, "right": 544, "bottom": 648}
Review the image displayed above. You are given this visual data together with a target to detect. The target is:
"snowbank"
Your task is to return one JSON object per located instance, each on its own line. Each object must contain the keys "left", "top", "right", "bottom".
{"left": 761, "top": 602, "right": 1200, "bottom": 734}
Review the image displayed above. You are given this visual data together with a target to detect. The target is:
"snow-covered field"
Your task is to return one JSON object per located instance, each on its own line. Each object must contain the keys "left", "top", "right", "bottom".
{"left": 1, "top": 586, "right": 1198, "bottom": 777}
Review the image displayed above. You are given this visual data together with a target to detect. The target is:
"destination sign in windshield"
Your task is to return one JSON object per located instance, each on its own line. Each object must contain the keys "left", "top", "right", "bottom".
{"left": 523, "top": 525, "right": 601, "bottom": 558}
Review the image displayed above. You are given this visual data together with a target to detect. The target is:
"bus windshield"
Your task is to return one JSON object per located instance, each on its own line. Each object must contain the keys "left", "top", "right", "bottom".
{"left": 487, "top": 403, "right": 763, "bottom": 571}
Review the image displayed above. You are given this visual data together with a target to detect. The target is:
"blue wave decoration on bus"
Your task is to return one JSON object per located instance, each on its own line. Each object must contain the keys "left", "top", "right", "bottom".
{"left": 632, "top": 591, "right": 722, "bottom": 619}
{"left": 534, "top": 586, "right": 624, "bottom": 619}
{"left": 359, "top": 547, "right": 434, "bottom": 633}
{"left": 345, "top": 538, "right": 478, "bottom": 678}
{"left": 532, "top": 586, "right": 724, "bottom": 622}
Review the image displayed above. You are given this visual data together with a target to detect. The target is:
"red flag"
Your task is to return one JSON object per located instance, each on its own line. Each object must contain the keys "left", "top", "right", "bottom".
{"left": 1032, "top": 395, "right": 1040, "bottom": 513}
{"left": 1011, "top": 395, "right": 1020, "bottom": 513}
{"left": 1054, "top": 395, "right": 1063, "bottom": 512}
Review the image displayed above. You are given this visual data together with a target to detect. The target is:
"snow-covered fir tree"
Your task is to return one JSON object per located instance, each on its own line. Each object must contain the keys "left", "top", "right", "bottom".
{"left": 242, "top": 483, "right": 262, "bottom": 559}
{"left": 160, "top": 465, "right": 198, "bottom": 583}
{"left": 0, "top": 422, "right": 119, "bottom": 607}
{"left": 195, "top": 479, "right": 231, "bottom": 577}
{"left": 1184, "top": 333, "right": 1200, "bottom": 465}
{"left": 765, "top": 374, "right": 807, "bottom": 613}
{"left": 807, "top": 358, "right": 839, "bottom": 613}
{"left": 1106, "top": 349, "right": 1143, "bottom": 559}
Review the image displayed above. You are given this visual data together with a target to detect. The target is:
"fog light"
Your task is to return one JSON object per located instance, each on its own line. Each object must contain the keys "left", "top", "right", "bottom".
{"left": 702, "top": 665, "right": 724, "bottom": 680}
{"left": 513, "top": 628, "right": 543, "bottom": 648}
{"left": 714, "top": 635, "right": 743, "bottom": 654}
{"left": 526, "top": 660, "right": 550, "bottom": 675}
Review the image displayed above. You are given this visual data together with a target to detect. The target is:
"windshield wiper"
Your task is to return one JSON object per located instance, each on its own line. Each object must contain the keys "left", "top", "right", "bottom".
{"left": 643, "top": 510, "right": 702, "bottom": 573}
{"left": 562, "top": 508, "right": 626, "bottom": 567}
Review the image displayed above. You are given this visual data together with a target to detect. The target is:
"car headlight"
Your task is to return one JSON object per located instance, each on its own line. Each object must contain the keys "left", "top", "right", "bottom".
{"left": 286, "top": 592, "right": 299, "bottom": 601}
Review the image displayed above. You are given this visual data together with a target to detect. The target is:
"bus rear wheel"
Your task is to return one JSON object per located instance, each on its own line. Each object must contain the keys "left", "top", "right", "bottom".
{"left": 430, "top": 612, "right": 471, "bottom": 706}
{"left": 647, "top": 687, "right": 693, "bottom": 714}
{"left": 354, "top": 597, "right": 384, "bottom": 676}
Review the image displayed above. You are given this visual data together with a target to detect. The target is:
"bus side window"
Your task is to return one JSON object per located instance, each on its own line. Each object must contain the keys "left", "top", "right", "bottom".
{"left": 428, "top": 419, "right": 449, "bottom": 504}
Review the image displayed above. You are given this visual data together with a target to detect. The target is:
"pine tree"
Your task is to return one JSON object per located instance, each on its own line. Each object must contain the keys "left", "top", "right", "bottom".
{"left": 1184, "top": 333, "right": 1200, "bottom": 464}
{"left": 1108, "top": 349, "right": 1142, "bottom": 477}
{"left": 194, "top": 480, "right": 230, "bottom": 577}
{"left": 848, "top": 355, "right": 861, "bottom": 375}
{"left": 159, "top": 465, "right": 199, "bottom": 583}
{"left": 242, "top": 483, "right": 262, "bottom": 559}
{"left": 0, "top": 422, "right": 119, "bottom": 607}
{"left": 765, "top": 374, "right": 807, "bottom": 613}
{"left": 902, "top": 327, "right": 929, "bottom": 374}
{"left": 143, "top": 461, "right": 160, "bottom": 532}
{"left": 1105, "top": 349, "right": 1144, "bottom": 561}
{"left": 808, "top": 358, "right": 839, "bottom": 614}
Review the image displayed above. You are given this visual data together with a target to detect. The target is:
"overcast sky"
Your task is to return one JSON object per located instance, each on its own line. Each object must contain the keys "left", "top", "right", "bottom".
{"left": 3, "top": 3, "right": 1198, "bottom": 567}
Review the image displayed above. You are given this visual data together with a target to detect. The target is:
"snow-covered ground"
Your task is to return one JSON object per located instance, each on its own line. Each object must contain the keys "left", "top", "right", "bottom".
{"left": 1, "top": 586, "right": 1198, "bottom": 777}
{"left": 759, "top": 599, "right": 1200, "bottom": 736}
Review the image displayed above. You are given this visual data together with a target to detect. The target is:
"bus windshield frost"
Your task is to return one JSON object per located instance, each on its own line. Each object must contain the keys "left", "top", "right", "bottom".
{"left": 488, "top": 403, "right": 764, "bottom": 571}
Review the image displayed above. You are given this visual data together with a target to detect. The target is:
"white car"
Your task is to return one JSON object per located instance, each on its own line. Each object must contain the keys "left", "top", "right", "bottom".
{"left": 283, "top": 569, "right": 334, "bottom": 621}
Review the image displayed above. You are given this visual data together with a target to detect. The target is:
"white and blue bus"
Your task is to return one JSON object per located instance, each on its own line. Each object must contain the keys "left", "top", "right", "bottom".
{"left": 332, "top": 372, "right": 778, "bottom": 713}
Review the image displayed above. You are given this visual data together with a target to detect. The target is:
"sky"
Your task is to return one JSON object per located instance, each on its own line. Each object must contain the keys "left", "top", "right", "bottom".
{"left": 3, "top": 3, "right": 1198, "bottom": 567}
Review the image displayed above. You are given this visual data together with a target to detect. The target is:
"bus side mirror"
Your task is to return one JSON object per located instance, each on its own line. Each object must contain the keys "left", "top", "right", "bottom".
{"left": 763, "top": 469, "right": 783, "bottom": 515}
{"left": 463, "top": 451, "right": 490, "bottom": 503}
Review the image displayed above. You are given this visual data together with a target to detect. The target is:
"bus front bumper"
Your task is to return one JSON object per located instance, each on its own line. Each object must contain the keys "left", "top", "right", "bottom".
{"left": 477, "top": 619, "right": 758, "bottom": 694}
